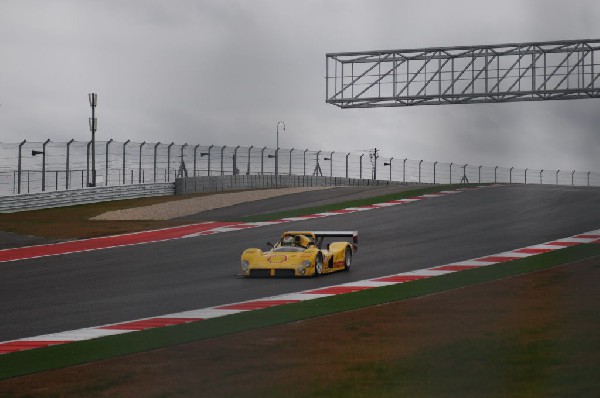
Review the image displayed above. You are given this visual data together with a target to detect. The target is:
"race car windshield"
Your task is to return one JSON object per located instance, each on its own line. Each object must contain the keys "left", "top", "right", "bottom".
{"left": 272, "top": 247, "right": 305, "bottom": 252}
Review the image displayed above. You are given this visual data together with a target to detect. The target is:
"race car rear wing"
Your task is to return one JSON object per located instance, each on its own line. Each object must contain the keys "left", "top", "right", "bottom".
{"left": 313, "top": 231, "right": 358, "bottom": 252}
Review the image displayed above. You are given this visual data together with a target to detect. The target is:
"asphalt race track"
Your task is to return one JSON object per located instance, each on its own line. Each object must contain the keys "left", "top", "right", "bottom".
{"left": 1, "top": 184, "right": 599, "bottom": 342}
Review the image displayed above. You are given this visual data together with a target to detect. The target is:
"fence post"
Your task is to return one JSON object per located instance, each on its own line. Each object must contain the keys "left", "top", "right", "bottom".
{"left": 360, "top": 154, "right": 364, "bottom": 179}
{"left": 403, "top": 158, "right": 407, "bottom": 183}
{"left": 540, "top": 169, "right": 543, "bottom": 185}
{"left": 494, "top": 166, "right": 498, "bottom": 184}
{"left": 572, "top": 170, "right": 575, "bottom": 186}
{"left": 478, "top": 165, "right": 482, "bottom": 184}
{"left": 122, "top": 140, "right": 130, "bottom": 184}
{"left": 509, "top": 167, "right": 513, "bottom": 183}
{"left": 207, "top": 145, "right": 214, "bottom": 176}
{"left": 105, "top": 139, "right": 113, "bottom": 186}
{"left": 345, "top": 153, "right": 350, "bottom": 178}
{"left": 588, "top": 171, "right": 591, "bottom": 187}
{"left": 193, "top": 144, "right": 199, "bottom": 177}
{"left": 231, "top": 145, "right": 239, "bottom": 175}
{"left": 218, "top": 146, "right": 226, "bottom": 175}
{"left": 154, "top": 142, "right": 161, "bottom": 182}
{"left": 260, "top": 146, "right": 266, "bottom": 175}
{"left": 66, "top": 139, "right": 74, "bottom": 189}
{"left": 329, "top": 151, "right": 334, "bottom": 177}
{"left": 418, "top": 160, "right": 423, "bottom": 183}
{"left": 372, "top": 150, "right": 377, "bottom": 181}
{"left": 166, "top": 142, "right": 174, "bottom": 181}
{"left": 525, "top": 168, "right": 528, "bottom": 184}
{"left": 304, "top": 149, "right": 308, "bottom": 176}
{"left": 139, "top": 142, "right": 146, "bottom": 183}
{"left": 450, "top": 163, "right": 453, "bottom": 185}
{"left": 247, "top": 146, "right": 253, "bottom": 175}
{"left": 289, "top": 148, "right": 294, "bottom": 175}
{"left": 17, "top": 140, "right": 26, "bottom": 194}
{"left": 41, "top": 139, "right": 50, "bottom": 191}
{"left": 434, "top": 161, "right": 438, "bottom": 184}
{"left": 556, "top": 170, "right": 559, "bottom": 185}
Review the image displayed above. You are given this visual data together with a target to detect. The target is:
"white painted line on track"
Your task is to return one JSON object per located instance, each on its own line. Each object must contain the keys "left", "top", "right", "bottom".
{"left": 401, "top": 269, "right": 456, "bottom": 276}
{"left": 493, "top": 251, "right": 535, "bottom": 258}
{"left": 20, "top": 328, "right": 131, "bottom": 342}
{"left": 265, "top": 292, "right": 334, "bottom": 301}
{"left": 160, "top": 308, "right": 243, "bottom": 319}
{"left": 336, "top": 280, "right": 398, "bottom": 288}
{"left": 441, "top": 261, "right": 487, "bottom": 267}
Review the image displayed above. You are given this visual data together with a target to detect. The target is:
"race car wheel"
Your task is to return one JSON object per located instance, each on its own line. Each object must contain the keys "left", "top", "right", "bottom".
{"left": 314, "top": 254, "right": 323, "bottom": 276}
{"left": 344, "top": 246, "right": 352, "bottom": 271}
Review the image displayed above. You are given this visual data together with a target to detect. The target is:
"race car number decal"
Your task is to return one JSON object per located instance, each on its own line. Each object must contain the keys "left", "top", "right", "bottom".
{"left": 267, "top": 254, "right": 288, "bottom": 264}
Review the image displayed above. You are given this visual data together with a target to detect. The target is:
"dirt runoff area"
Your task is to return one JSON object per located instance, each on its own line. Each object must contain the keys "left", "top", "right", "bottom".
{"left": 91, "top": 187, "right": 335, "bottom": 221}
{"left": 1, "top": 256, "right": 599, "bottom": 398}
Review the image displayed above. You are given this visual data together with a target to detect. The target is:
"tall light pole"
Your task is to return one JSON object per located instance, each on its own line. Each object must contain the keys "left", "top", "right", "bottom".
{"left": 276, "top": 121, "right": 285, "bottom": 176}
{"left": 88, "top": 93, "right": 98, "bottom": 187}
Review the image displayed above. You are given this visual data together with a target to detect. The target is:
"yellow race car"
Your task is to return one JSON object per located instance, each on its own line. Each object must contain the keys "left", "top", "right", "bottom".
{"left": 240, "top": 231, "right": 358, "bottom": 277}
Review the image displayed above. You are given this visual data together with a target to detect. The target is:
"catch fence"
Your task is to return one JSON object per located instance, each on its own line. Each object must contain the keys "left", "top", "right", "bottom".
{"left": 0, "top": 140, "right": 598, "bottom": 196}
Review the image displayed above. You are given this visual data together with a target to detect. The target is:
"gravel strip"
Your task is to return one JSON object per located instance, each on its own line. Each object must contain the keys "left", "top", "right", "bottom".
{"left": 91, "top": 187, "right": 333, "bottom": 221}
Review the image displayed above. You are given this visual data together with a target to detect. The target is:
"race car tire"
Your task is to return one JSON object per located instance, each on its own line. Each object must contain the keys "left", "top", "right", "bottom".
{"left": 344, "top": 246, "right": 352, "bottom": 271}
{"left": 314, "top": 253, "right": 323, "bottom": 276}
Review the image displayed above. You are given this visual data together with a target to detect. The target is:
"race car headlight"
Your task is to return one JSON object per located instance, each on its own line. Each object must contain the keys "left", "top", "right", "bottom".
{"left": 241, "top": 260, "right": 250, "bottom": 272}
{"left": 296, "top": 260, "right": 311, "bottom": 275}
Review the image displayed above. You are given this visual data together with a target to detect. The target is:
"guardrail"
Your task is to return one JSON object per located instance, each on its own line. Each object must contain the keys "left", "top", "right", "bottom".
{"left": 0, "top": 183, "right": 174, "bottom": 213}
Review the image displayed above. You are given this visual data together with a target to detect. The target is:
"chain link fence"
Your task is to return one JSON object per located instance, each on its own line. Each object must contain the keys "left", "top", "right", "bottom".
{"left": 0, "top": 140, "right": 598, "bottom": 196}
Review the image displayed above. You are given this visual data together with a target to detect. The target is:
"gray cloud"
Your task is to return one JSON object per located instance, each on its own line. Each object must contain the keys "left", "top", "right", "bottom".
{"left": 0, "top": 0, "right": 599, "bottom": 172}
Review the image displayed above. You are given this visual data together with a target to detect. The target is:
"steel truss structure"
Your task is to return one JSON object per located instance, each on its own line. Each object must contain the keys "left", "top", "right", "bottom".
{"left": 326, "top": 39, "right": 600, "bottom": 108}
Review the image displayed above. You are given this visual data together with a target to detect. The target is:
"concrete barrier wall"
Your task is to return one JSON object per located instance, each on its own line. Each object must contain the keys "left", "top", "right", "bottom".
{"left": 0, "top": 176, "right": 411, "bottom": 213}
{"left": 0, "top": 183, "right": 174, "bottom": 213}
{"left": 175, "top": 175, "right": 408, "bottom": 195}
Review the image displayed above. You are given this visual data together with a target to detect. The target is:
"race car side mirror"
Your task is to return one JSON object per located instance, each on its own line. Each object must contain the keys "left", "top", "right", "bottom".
{"left": 266, "top": 242, "right": 274, "bottom": 248}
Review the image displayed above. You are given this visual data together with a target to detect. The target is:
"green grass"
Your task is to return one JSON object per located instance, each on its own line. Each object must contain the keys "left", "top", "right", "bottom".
{"left": 0, "top": 194, "right": 200, "bottom": 239}
{"left": 234, "top": 184, "right": 484, "bottom": 222}
{"left": 305, "top": 335, "right": 576, "bottom": 398}
{"left": 1, "top": 242, "right": 598, "bottom": 381}
{"left": 301, "top": 313, "right": 599, "bottom": 398}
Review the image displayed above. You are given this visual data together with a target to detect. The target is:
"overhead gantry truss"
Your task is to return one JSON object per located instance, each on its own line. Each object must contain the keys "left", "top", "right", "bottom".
{"left": 325, "top": 39, "right": 600, "bottom": 108}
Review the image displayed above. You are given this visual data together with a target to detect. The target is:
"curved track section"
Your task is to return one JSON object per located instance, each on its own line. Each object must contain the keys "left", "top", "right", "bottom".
{"left": 0, "top": 185, "right": 598, "bottom": 342}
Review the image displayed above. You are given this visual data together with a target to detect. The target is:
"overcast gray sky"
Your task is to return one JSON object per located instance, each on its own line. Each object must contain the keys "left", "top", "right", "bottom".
{"left": 1, "top": 0, "right": 599, "bottom": 171}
